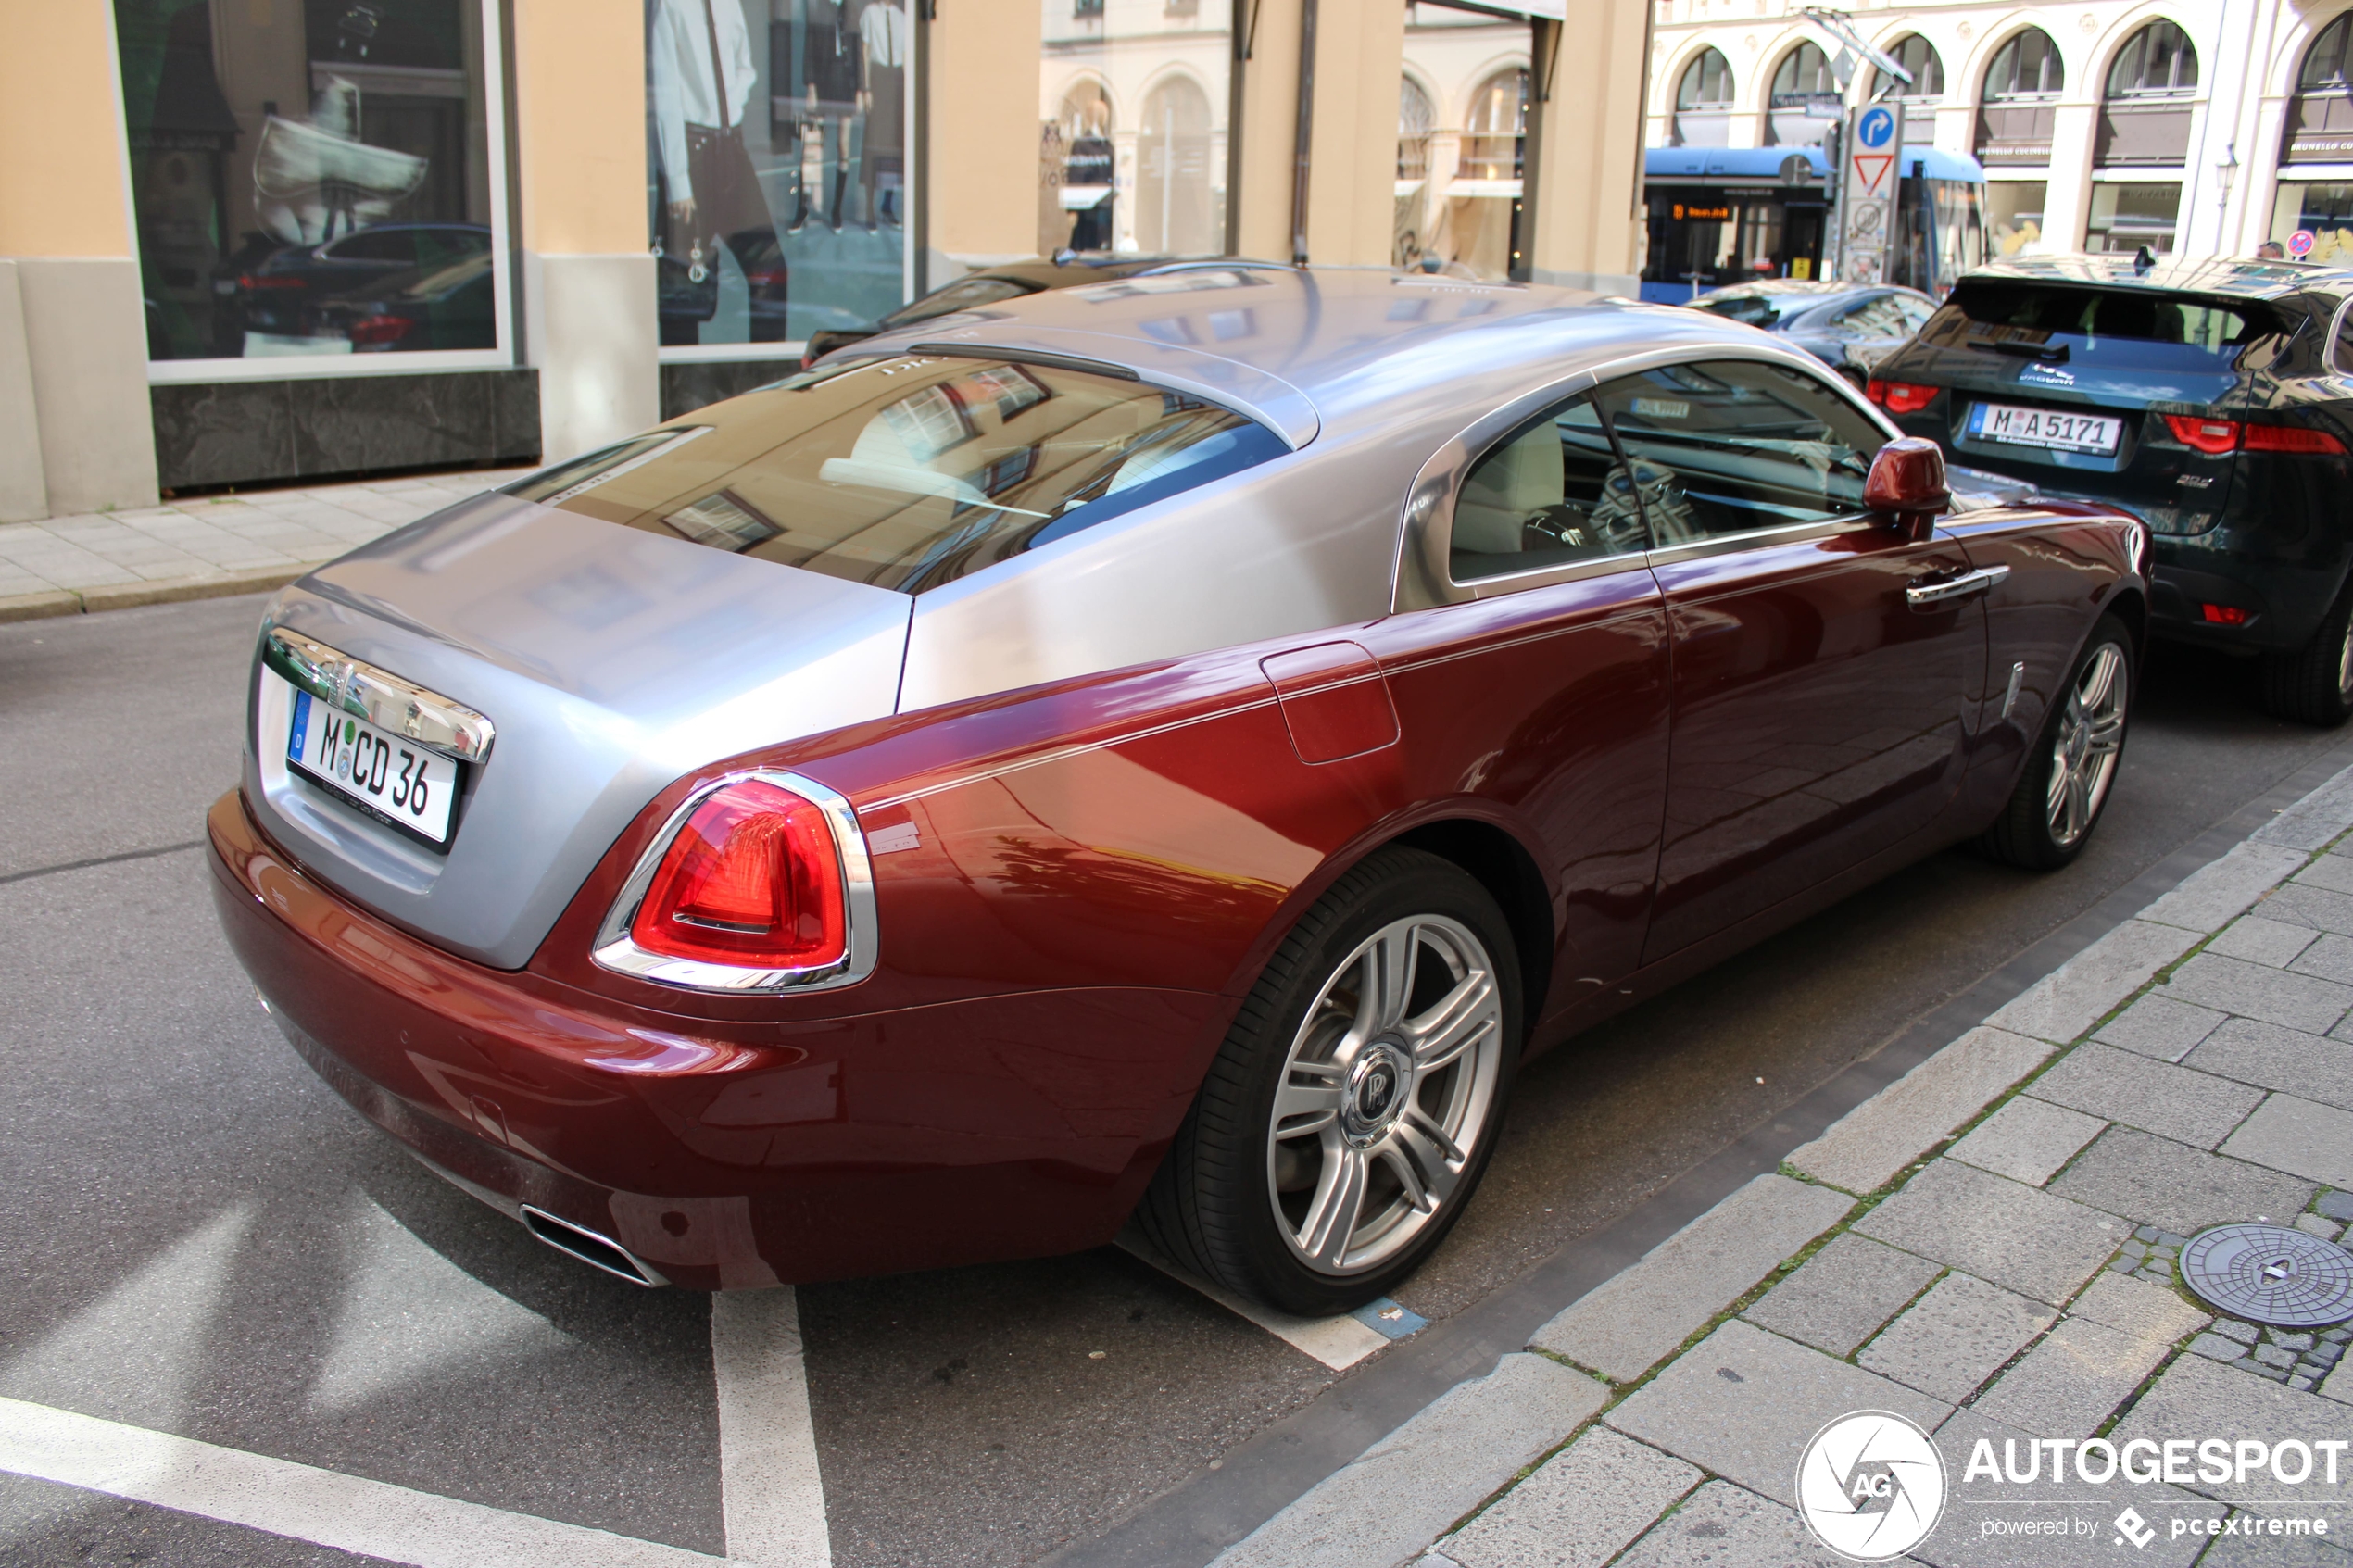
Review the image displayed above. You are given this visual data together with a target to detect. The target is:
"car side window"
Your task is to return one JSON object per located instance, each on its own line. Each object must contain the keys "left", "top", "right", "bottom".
{"left": 1450, "top": 394, "right": 1650, "bottom": 582}
{"left": 1591, "top": 359, "right": 1887, "bottom": 546}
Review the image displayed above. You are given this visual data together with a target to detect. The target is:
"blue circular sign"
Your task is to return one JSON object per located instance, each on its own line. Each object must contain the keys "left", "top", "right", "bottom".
{"left": 1857, "top": 107, "right": 1896, "bottom": 149}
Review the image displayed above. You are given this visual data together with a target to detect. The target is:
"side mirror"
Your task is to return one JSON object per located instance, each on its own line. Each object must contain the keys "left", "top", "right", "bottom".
{"left": 1864, "top": 437, "right": 1951, "bottom": 540}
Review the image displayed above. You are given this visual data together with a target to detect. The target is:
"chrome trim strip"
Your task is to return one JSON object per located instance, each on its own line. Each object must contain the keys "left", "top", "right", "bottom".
{"left": 1642, "top": 514, "right": 1879, "bottom": 567}
{"left": 262, "top": 627, "right": 496, "bottom": 764}
{"left": 1906, "top": 564, "right": 2009, "bottom": 607}
{"left": 591, "top": 769, "right": 879, "bottom": 995}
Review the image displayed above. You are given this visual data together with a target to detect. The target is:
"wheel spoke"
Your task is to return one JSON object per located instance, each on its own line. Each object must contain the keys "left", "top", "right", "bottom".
{"left": 1353, "top": 926, "right": 1419, "bottom": 1040}
{"left": 2084, "top": 709, "right": 2125, "bottom": 755}
{"left": 2077, "top": 648, "right": 2117, "bottom": 711}
{"left": 2063, "top": 767, "right": 2091, "bottom": 840}
{"left": 1297, "top": 1146, "right": 1369, "bottom": 1267}
{"left": 1389, "top": 1119, "right": 1465, "bottom": 1213}
{"left": 1273, "top": 1069, "right": 1344, "bottom": 1136}
{"left": 1405, "top": 968, "right": 1498, "bottom": 1073}
{"left": 2045, "top": 750, "right": 2071, "bottom": 819}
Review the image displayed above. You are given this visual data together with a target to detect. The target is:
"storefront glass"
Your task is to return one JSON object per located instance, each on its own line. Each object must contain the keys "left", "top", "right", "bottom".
{"left": 649, "top": 0, "right": 910, "bottom": 351}
{"left": 1400, "top": 2, "right": 1529, "bottom": 279}
{"left": 115, "top": 0, "right": 504, "bottom": 365}
{"left": 1987, "top": 181, "right": 2046, "bottom": 256}
{"left": 2086, "top": 182, "right": 2181, "bottom": 253}
{"left": 1038, "top": 0, "right": 1232, "bottom": 257}
{"left": 2271, "top": 182, "right": 2353, "bottom": 262}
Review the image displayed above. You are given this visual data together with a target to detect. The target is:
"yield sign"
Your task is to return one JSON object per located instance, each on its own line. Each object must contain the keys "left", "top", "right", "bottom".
{"left": 1850, "top": 153, "right": 1894, "bottom": 195}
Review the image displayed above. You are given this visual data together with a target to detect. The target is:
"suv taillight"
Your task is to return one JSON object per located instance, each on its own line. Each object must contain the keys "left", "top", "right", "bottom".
{"left": 2164, "top": 414, "right": 2349, "bottom": 457}
{"left": 595, "top": 771, "right": 873, "bottom": 991}
{"left": 1867, "top": 379, "right": 1939, "bottom": 415}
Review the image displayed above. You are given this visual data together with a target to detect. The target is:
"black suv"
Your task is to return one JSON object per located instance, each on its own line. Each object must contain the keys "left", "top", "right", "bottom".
{"left": 1869, "top": 256, "right": 2353, "bottom": 723}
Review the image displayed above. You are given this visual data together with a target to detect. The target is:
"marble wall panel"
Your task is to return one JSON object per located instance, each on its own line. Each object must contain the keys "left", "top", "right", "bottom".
{"left": 152, "top": 370, "right": 541, "bottom": 490}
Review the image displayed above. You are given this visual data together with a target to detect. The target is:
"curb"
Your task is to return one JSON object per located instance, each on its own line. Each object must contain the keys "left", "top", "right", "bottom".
{"left": 0, "top": 564, "right": 313, "bottom": 623}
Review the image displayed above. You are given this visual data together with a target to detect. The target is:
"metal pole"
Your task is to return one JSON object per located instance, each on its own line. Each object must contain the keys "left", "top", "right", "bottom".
{"left": 1290, "top": 0, "right": 1317, "bottom": 266}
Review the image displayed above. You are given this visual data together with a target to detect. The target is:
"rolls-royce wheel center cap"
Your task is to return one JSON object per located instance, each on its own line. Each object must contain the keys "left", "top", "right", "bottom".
{"left": 1341, "top": 1042, "right": 1415, "bottom": 1146}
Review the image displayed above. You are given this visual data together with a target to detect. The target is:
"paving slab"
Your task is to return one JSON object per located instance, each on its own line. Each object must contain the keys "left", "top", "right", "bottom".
{"left": 2256, "top": 765, "right": 2353, "bottom": 850}
{"left": 2193, "top": 1524, "right": 2353, "bottom": 1568}
{"left": 2138, "top": 841, "right": 2310, "bottom": 931}
{"left": 1785, "top": 1028, "right": 2055, "bottom": 1195}
{"left": 2108, "top": 1351, "right": 2353, "bottom": 1511}
{"left": 1919, "top": 1408, "right": 2205, "bottom": 1568}
{"left": 2048, "top": 1128, "right": 2315, "bottom": 1237}
{"left": 2183, "top": 1018, "right": 2353, "bottom": 1115}
{"left": 1857, "top": 1272, "right": 2057, "bottom": 1403}
{"left": 2094, "top": 995, "right": 2227, "bottom": 1062}
{"left": 1604, "top": 1320, "right": 1951, "bottom": 1511}
{"left": 1209, "top": 1354, "right": 1608, "bottom": 1568}
{"left": 1986, "top": 922, "right": 2204, "bottom": 1047}
{"left": 2293, "top": 852, "right": 2353, "bottom": 897}
{"left": 1740, "top": 1232, "right": 1942, "bottom": 1357}
{"left": 2160, "top": 953, "right": 2353, "bottom": 1035}
{"left": 2209, "top": 915, "right": 2324, "bottom": 968}
{"left": 1529, "top": 1175, "right": 1853, "bottom": 1382}
{"left": 1969, "top": 1315, "right": 2176, "bottom": 1438}
{"left": 1438, "top": 1425, "right": 1699, "bottom": 1568}
{"left": 2221, "top": 1094, "right": 2353, "bottom": 1187}
{"left": 2290, "top": 932, "right": 2353, "bottom": 987}
{"left": 1945, "top": 1097, "right": 2108, "bottom": 1186}
{"left": 2259, "top": 882, "right": 2353, "bottom": 938}
{"left": 1853, "top": 1159, "right": 2121, "bottom": 1305}
{"left": 1610, "top": 1481, "right": 1847, "bottom": 1568}
{"left": 2063, "top": 1272, "right": 2210, "bottom": 1344}
{"left": 2323, "top": 1353, "right": 2353, "bottom": 1405}
{"left": 2023, "top": 1043, "right": 2265, "bottom": 1150}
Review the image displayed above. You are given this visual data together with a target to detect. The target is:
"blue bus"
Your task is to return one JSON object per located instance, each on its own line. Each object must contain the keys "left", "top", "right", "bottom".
{"left": 1640, "top": 145, "right": 1989, "bottom": 304}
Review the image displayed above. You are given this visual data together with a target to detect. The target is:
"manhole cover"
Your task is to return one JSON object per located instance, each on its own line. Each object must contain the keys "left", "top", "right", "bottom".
{"left": 2180, "top": 1224, "right": 2353, "bottom": 1327}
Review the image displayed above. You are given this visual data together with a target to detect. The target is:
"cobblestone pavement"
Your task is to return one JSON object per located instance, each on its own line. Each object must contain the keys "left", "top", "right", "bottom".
{"left": 0, "top": 467, "right": 531, "bottom": 618}
{"left": 1214, "top": 767, "right": 2353, "bottom": 1568}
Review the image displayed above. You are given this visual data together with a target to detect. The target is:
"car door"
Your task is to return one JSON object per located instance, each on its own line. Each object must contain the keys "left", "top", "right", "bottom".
{"left": 1366, "top": 389, "right": 1671, "bottom": 1021}
{"left": 1592, "top": 357, "right": 1985, "bottom": 965}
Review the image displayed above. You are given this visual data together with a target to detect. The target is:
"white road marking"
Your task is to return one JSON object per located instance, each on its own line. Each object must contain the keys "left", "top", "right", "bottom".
{"left": 0, "top": 1396, "right": 726, "bottom": 1567}
{"left": 1117, "top": 1241, "right": 1390, "bottom": 1371}
{"left": 712, "top": 1287, "right": 832, "bottom": 1567}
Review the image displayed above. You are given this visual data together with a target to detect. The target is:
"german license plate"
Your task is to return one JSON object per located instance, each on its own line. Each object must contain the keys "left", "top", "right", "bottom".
{"left": 287, "top": 689, "right": 460, "bottom": 844}
{"left": 1968, "top": 402, "right": 2124, "bottom": 456}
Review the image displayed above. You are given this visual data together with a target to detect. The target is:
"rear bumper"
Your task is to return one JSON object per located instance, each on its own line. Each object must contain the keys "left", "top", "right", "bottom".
{"left": 2148, "top": 547, "right": 2346, "bottom": 654}
{"left": 207, "top": 788, "right": 1220, "bottom": 1288}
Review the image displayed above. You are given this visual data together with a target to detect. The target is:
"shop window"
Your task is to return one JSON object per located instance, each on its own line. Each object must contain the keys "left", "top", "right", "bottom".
{"left": 1766, "top": 43, "right": 1840, "bottom": 146}
{"left": 1395, "top": 77, "right": 1436, "bottom": 269}
{"left": 1040, "top": 0, "right": 1230, "bottom": 259}
{"left": 1976, "top": 28, "right": 2062, "bottom": 167}
{"left": 2086, "top": 182, "right": 2182, "bottom": 254}
{"left": 1673, "top": 47, "right": 1735, "bottom": 147}
{"left": 1401, "top": 4, "right": 1531, "bottom": 281}
{"left": 2271, "top": 182, "right": 2353, "bottom": 264}
{"left": 115, "top": 0, "right": 506, "bottom": 366}
{"left": 1988, "top": 181, "right": 2047, "bottom": 256}
{"left": 2284, "top": 15, "right": 2353, "bottom": 165}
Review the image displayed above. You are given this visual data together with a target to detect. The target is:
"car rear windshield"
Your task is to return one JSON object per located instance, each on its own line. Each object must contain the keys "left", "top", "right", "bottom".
{"left": 1694, "top": 295, "right": 1792, "bottom": 328}
{"left": 503, "top": 353, "right": 1287, "bottom": 593}
{"left": 1922, "top": 281, "right": 2288, "bottom": 365}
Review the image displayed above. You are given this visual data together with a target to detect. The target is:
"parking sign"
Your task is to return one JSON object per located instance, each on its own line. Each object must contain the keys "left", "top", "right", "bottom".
{"left": 1842, "top": 107, "right": 1900, "bottom": 285}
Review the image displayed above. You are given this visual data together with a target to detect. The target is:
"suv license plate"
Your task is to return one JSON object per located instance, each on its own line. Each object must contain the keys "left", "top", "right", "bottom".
{"left": 288, "top": 689, "right": 460, "bottom": 844}
{"left": 1968, "top": 402, "right": 2124, "bottom": 456}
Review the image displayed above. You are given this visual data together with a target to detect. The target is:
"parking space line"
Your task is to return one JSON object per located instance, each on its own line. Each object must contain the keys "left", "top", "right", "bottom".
{"left": 1117, "top": 1241, "right": 1393, "bottom": 1371}
{"left": 0, "top": 1395, "right": 726, "bottom": 1567}
{"left": 712, "top": 1287, "right": 832, "bottom": 1567}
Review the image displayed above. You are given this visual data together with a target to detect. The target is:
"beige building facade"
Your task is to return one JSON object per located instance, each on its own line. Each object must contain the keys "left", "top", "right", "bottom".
{"left": 0, "top": 0, "right": 1648, "bottom": 525}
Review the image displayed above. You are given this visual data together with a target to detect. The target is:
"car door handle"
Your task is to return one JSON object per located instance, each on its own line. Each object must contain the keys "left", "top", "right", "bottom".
{"left": 1906, "top": 565, "right": 2008, "bottom": 608}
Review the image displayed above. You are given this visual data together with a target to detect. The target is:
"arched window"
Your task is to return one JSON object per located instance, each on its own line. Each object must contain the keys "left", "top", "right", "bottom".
{"left": 1984, "top": 29, "right": 2065, "bottom": 98}
{"left": 1884, "top": 34, "right": 1944, "bottom": 97}
{"left": 1677, "top": 48, "right": 1735, "bottom": 110}
{"left": 1059, "top": 81, "right": 1114, "bottom": 188}
{"left": 1767, "top": 42, "right": 1841, "bottom": 145}
{"left": 1398, "top": 76, "right": 1434, "bottom": 181}
{"left": 1138, "top": 74, "right": 1215, "bottom": 253}
{"left": 2299, "top": 13, "right": 2353, "bottom": 91}
{"left": 1770, "top": 42, "right": 1835, "bottom": 102}
{"left": 2107, "top": 20, "right": 2198, "bottom": 97}
{"left": 1464, "top": 68, "right": 1529, "bottom": 181}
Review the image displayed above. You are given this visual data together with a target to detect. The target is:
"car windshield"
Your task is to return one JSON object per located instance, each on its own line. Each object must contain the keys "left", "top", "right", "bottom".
{"left": 1695, "top": 294, "right": 1795, "bottom": 327}
{"left": 1924, "top": 281, "right": 2289, "bottom": 365}
{"left": 503, "top": 353, "right": 1287, "bottom": 594}
{"left": 879, "top": 277, "right": 1038, "bottom": 329}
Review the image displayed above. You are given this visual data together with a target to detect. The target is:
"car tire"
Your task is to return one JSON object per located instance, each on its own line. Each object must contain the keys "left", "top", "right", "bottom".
{"left": 1135, "top": 847, "right": 1523, "bottom": 1316}
{"left": 1978, "top": 615, "right": 2133, "bottom": 871}
{"left": 2259, "top": 585, "right": 2353, "bottom": 727}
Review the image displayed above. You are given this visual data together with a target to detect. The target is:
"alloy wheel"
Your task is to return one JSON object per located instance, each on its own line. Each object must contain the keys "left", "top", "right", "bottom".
{"left": 2046, "top": 642, "right": 2128, "bottom": 848}
{"left": 1265, "top": 914, "right": 1504, "bottom": 1276}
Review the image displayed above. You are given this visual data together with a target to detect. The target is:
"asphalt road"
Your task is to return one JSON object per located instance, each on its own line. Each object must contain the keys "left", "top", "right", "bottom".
{"left": 3, "top": 592, "right": 2349, "bottom": 1568}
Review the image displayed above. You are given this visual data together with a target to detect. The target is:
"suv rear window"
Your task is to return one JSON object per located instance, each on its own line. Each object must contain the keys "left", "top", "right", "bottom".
{"left": 504, "top": 354, "right": 1286, "bottom": 594}
{"left": 1924, "top": 281, "right": 2288, "bottom": 362}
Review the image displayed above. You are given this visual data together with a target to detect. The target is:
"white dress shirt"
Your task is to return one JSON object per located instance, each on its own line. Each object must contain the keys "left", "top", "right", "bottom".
{"left": 651, "top": 0, "right": 760, "bottom": 201}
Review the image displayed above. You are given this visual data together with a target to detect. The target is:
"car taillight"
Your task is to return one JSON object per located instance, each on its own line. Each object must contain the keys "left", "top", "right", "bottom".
{"left": 347, "top": 314, "right": 413, "bottom": 346}
{"left": 1867, "top": 379, "right": 1939, "bottom": 415}
{"left": 631, "top": 778, "right": 847, "bottom": 968}
{"left": 2202, "top": 603, "right": 2249, "bottom": 625}
{"left": 2245, "top": 423, "right": 2347, "bottom": 455}
{"left": 2164, "top": 414, "right": 2240, "bottom": 455}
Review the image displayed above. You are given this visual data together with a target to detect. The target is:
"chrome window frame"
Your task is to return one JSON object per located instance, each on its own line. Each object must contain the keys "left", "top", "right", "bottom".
{"left": 591, "top": 769, "right": 880, "bottom": 996}
{"left": 1394, "top": 344, "right": 1902, "bottom": 612}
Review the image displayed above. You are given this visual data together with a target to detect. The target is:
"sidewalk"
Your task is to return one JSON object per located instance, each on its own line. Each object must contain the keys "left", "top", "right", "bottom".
{"left": 0, "top": 467, "right": 533, "bottom": 622}
{"left": 1216, "top": 769, "right": 2353, "bottom": 1568}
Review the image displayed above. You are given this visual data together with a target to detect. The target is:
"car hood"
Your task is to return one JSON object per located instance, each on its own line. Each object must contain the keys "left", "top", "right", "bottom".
{"left": 245, "top": 491, "right": 912, "bottom": 970}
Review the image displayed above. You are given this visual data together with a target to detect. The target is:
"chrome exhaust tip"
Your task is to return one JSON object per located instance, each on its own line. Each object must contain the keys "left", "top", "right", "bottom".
{"left": 520, "top": 1205, "right": 667, "bottom": 1286}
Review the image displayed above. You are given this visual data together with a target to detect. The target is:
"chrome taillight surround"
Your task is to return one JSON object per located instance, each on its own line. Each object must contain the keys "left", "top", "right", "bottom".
{"left": 590, "top": 769, "right": 878, "bottom": 994}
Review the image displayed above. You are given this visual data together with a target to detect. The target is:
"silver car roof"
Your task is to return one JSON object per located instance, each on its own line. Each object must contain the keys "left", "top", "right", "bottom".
{"left": 847, "top": 266, "right": 1771, "bottom": 449}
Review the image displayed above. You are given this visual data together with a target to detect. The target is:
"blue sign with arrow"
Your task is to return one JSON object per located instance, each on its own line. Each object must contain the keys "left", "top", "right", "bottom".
{"left": 1856, "top": 106, "right": 1896, "bottom": 149}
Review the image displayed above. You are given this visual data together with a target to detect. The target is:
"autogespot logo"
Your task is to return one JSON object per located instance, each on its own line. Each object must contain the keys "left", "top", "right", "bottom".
{"left": 1796, "top": 1411, "right": 1948, "bottom": 1562}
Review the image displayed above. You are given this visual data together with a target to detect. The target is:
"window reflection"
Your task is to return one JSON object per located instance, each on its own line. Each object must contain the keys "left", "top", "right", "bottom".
{"left": 1399, "top": 4, "right": 1530, "bottom": 281}
{"left": 1039, "top": 0, "right": 1231, "bottom": 257}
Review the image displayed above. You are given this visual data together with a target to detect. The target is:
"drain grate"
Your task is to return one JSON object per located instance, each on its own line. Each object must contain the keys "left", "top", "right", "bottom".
{"left": 2179, "top": 1223, "right": 2353, "bottom": 1328}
